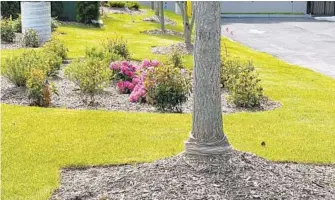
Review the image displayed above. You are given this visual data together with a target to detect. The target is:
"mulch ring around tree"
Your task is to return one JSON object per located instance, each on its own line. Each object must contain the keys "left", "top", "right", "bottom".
{"left": 1, "top": 62, "right": 281, "bottom": 114}
{"left": 143, "top": 15, "right": 177, "bottom": 26}
{"left": 0, "top": 33, "right": 23, "bottom": 50}
{"left": 102, "top": 7, "right": 146, "bottom": 15}
{"left": 140, "top": 29, "right": 183, "bottom": 37}
{"left": 50, "top": 149, "right": 335, "bottom": 200}
{"left": 152, "top": 42, "right": 194, "bottom": 55}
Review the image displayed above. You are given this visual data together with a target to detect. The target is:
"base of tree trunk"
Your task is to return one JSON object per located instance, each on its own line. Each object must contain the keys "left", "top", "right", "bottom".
{"left": 184, "top": 134, "right": 231, "bottom": 155}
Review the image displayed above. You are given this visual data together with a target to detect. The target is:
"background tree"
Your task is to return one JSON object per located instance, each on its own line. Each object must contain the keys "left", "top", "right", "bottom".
{"left": 155, "top": 2, "right": 160, "bottom": 16}
{"left": 176, "top": 1, "right": 195, "bottom": 49}
{"left": 185, "top": 1, "right": 231, "bottom": 155}
{"left": 159, "top": 1, "right": 165, "bottom": 32}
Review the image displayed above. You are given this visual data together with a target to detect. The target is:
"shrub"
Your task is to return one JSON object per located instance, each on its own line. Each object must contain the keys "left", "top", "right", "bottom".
{"left": 41, "top": 51, "right": 63, "bottom": 77}
{"left": 22, "top": 29, "right": 40, "bottom": 48}
{"left": 26, "top": 69, "right": 57, "bottom": 107}
{"left": 51, "top": 18, "right": 61, "bottom": 32}
{"left": 43, "top": 39, "right": 68, "bottom": 60}
{"left": 13, "top": 14, "right": 21, "bottom": 33}
{"left": 64, "top": 57, "right": 111, "bottom": 103}
{"left": 168, "top": 49, "right": 183, "bottom": 69}
{"left": 126, "top": 2, "right": 140, "bottom": 10}
{"left": 129, "top": 59, "right": 160, "bottom": 103}
{"left": 145, "top": 65, "right": 191, "bottom": 113}
{"left": 107, "top": 1, "right": 126, "bottom": 8}
{"left": 1, "top": 1, "right": 20, "bottom": 19}
{"left": 109, "top": 61, "right": 137, "bottom": 93}
{"left": 2, "top": 50, "right": 42, "bottom": 86}
{"left": 85, "top": 45, "right": 121, "bottom": 62}
{"left": 102, "top": 37, "right": 130, "bottom": 59}
{"left": 221, "top": 57, "right": 263, "bottom": 108}
{"left": 76, "top": 1, "right": 100, "bottom": 24}
{"left": 1, "top": 19, "right": 16, "bottom": 42}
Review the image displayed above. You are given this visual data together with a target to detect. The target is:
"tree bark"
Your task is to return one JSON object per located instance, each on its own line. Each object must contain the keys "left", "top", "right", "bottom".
{"left": 151, "top": 1, "right": 154, "bottom": 10}
{"left": 155, "top": 2, "right": 160, "bottom": 16}
{"left": 185, "top": 1, "right": 230, "bottom": 155}
{"left": 177, "top": 1, "right": 195, "bottom": 49}
{"left": 159, "top": 1, "right": 165, "bottom": 32}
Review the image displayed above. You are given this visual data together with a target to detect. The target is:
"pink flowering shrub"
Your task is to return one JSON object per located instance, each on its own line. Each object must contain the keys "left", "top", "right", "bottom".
{"left": 109, "top": 59, "right": 161, "bottom": 102}
{"left": 129, "top": 59, "right": 160, "bottom": 103}
{"left": 109, "top": 61, "right": 137, "bottom": 94}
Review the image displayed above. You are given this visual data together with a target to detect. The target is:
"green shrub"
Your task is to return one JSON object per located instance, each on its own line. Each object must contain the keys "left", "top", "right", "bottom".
{"left": 126, "top": 2, "right": 140, "bottom": 10}
{"left": 107, "top": 1, "right": 140, "bottom": 10}
{"left": 26, "top": 69, "right": 57, "bottom": 107}
{"left": 1, "top": 1, "right": 20, "bottom": 19}
{"left": 221, "top": 57, "right": 263, "bottom": 108}
{"left": 145, "top": 65, "right": 191, "bottom": 113}
{"left": 76, "top": 1, "right": 100, "bottom": 24}
{"left": 43, "top": 39, "right": 68, "bottom": 60}
{"left": 51, "top": 18, "right": 61, "bottom": 32}
{"left": 64, "top": 57, "right": 111, "bottom": 104}
{"left": 13, "top": 14, "right": 21, "bottom": 33}
{"left": 51, "top": 1, "right": 64, "bottom": 18}
{"left": 107, "top": 1, "right": 126, "bottom": 8}
{"left": 22, "top": 29, "right": 40, "bottom": 48}
{"left": 41, "top": 51, "right": 63, "bottom": 77}
{"left": 168, "top": 49, "right": 183, "bottom": 69}
{"left": 102, "top": 36, "right": 130, "bottom": 59}
{"left": 2, "top": 50, "right": 44, "bottom": 86}
{"left": 1, "top": 19, "right": 16, "bottom": 42}
{"left": 85, "top": 45, "right": 122, "bottom": 62}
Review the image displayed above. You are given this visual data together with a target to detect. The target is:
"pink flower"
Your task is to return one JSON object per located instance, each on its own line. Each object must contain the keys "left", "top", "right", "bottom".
{"left": 151, "top": 60, "right": 160, "bottom": 67}
{"left": 110, "top": 63, "right": 119, "bottom": 70}
{"left": 142, "top": 59, "right": 150, "bottom": 68}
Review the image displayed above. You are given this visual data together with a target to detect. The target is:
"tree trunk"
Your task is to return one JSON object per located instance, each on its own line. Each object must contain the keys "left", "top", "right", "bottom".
{"left": 185, "top": 1, "right": 230, "bottom": 155}
{"left": 184, "top": 23, "right": 192, "bottom": 48}
{"left": 155, "top": 2, "right": 160, "bottom": 16}
{"left": 160, "top": 1, "right": 165, "bottom": 32}
{"left": 151, "top": 1, "right": 154, "bottom": 10}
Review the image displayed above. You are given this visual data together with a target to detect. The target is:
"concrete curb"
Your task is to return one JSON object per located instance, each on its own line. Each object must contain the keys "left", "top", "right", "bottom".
{"left": 221, "top": 14, "right": 312, "bottom": 18}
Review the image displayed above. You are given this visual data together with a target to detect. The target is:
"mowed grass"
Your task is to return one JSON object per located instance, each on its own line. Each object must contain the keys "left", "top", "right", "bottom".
{"left": 1, "top": 8, "right": 335, "bottom": 200}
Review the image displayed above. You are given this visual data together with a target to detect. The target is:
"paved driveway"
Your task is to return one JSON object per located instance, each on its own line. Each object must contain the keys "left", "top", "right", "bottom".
{"left": 221, "top": 18, "right": 335, "bottom": 78}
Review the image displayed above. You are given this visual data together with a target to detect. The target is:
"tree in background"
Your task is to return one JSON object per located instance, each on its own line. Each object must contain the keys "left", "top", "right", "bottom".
{"left": 159, "top": 1, "right": 165, "bottom": 32}
{"left": 1, "top": 1, "right": 20, "bottom": 19}
{"left": 76, "top": 1, "right": 100, "bottom": 24}
{"left": 185, "top": 1, "right": 231, "bottom": 155}
{"left": 176, "top": 1, "right": 195, "bottom": 49}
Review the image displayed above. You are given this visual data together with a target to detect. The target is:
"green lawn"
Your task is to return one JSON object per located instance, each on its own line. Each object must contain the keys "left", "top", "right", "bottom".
{"left": 2, "top": 8, "right": 335, "bottom": 200}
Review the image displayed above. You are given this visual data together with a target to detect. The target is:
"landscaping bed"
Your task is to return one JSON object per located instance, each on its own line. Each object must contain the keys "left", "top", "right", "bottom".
{"left": 0, "top": 66, "right": 280, "bottom": 113}
{"left": 140, "top": 29, "right": 183, "bottom": 37}
{"left": 152, "top": 42, "right": 194, "bottom": 55}
{"left": 102, "top": 7, "right": 146, "bottom": 15}
{"left": 51, "top": 150, "right": 335, "bottom": 200}
{"left": 143, "top": 15, "right": 177, "bottom": 26}
{"left": 0, "top": 32, "right": 23, "bottom": 50}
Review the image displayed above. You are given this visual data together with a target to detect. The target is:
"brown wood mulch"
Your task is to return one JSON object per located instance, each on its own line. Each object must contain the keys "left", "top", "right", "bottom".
{"left": 50, "top": 149, "right": 335, "bottom": 200}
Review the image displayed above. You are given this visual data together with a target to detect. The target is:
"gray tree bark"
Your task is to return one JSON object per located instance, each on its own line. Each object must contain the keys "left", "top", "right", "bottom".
{"left": 185, "top": 1, "right": 231, "bottom": 155}
{"left": 151, "top": 1, "right": 154, "bottom": 10}
{"left": 177, "top": 1, "right": 195, "bottom": 49}
{"left": 155, "top": 2, "right": 160, "bottom": 16}
{"left": 159, "top": 1, "right": 165, "bottom": 32}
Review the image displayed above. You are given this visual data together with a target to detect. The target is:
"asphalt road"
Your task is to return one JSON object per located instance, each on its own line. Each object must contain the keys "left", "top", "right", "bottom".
{"left": 221, "top": 18, "right": 335, "bottom": 79}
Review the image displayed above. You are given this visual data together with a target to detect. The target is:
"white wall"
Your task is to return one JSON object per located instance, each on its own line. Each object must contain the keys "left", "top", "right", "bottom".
{"left": 140, "top": 1, "right": 175, "bottom": 12}
{"left": 221, "top": 1, "right": 307, "bottom": 14}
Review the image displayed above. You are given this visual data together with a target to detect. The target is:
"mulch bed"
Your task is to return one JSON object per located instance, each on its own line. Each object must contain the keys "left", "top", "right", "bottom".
{"left": 50, "top": 149, "right": 335, "bottom": 200}
{"left": 140, "top": 29, "right": 183, "bottom": 37}
{"left": 152, "top": 42, "right": 194, "bottom": 55}
{"left": 143, "top": 15, "right": 176, "bottom": 26}
{"left": 1, "top": 33, "right": 23, "bottom": 50}
{"left": 102, "top": 7, "right": 146, "bottom": 15}
{"left": 1, "top": 63, "right": 280, "bottom": 114}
